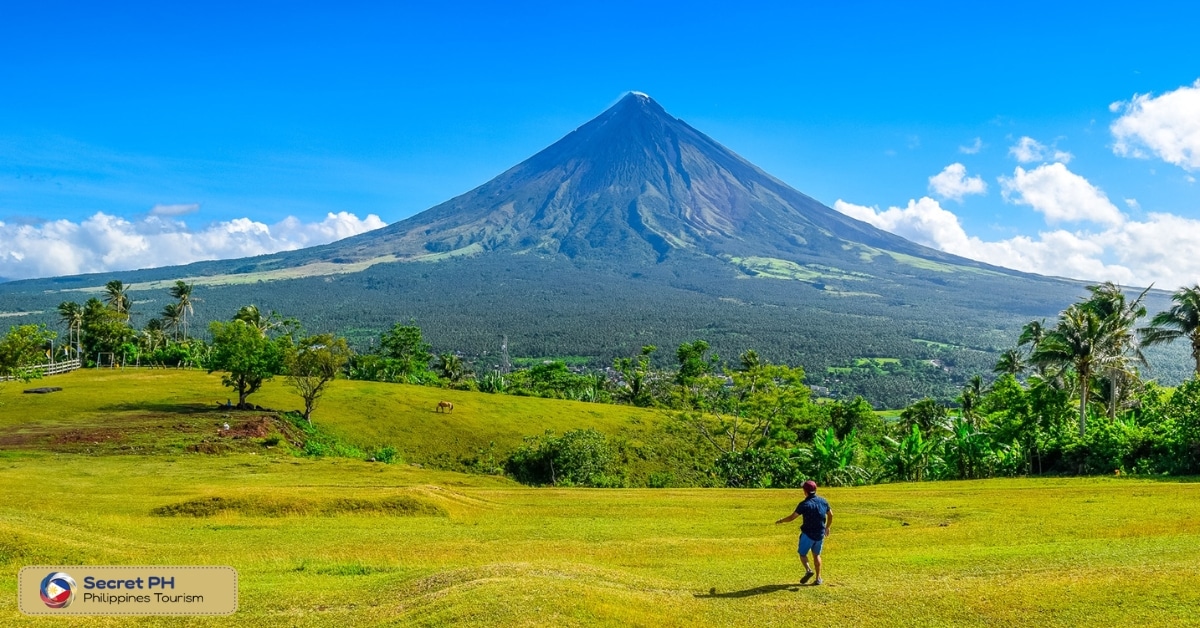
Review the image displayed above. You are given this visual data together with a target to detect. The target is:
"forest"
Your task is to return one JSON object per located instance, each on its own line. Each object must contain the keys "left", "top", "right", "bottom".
{"left": 5, "top": 275, "right": 1199, "bottom": 489}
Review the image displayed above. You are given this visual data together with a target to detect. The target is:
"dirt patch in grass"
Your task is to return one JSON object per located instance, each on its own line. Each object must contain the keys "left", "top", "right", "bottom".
{"left": 0, "top": 412, "right": 288, "bottom": 455}
{"left": 151, "top": 494, "right": 447, "bottom": 518}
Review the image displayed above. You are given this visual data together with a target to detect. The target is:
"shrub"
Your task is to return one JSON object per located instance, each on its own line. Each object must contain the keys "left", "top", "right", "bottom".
{"left": 506, "top": 429, "right": 623, "bottom": 487}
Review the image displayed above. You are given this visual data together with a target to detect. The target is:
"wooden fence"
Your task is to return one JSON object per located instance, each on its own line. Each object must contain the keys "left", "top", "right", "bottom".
{"left": 0, "top": 358, "right": 82, "bottom": 382}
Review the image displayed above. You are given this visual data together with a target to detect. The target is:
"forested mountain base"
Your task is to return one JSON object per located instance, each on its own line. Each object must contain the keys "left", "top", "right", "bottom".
{"left": 0, "top": 254, "right": 1190, "bottom": 407}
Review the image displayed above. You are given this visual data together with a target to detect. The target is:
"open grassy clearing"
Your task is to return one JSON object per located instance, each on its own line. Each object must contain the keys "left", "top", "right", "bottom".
{"left": 0, "top": 369, "right": 662, "bottom": 468}
{"left": 0, "top": 452, "right": 1197, "bottom": 626}
{"left": 2, "top": 370, "right": 1199, "bottom": 625}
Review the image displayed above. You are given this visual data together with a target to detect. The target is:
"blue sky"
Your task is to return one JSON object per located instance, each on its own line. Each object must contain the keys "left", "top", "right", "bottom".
{"left": 2, "top": 1, "right": 1200, "bottom": 285}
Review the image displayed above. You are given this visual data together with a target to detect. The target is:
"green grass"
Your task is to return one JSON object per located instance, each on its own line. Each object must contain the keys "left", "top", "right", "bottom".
{"left": 728, "top": 256, "right": 871, "bottom": 283}
{"left": 2, "top": 370, "right": 1199, "bottom": 626}
{"left": 0, "top": 369, "right": 661, "bottom": 468}
{"left": 828, "top": 358, "right": 901, "bottom": 374}
{"left": 0, "top": 452, "right": 1197, "bottom": 626}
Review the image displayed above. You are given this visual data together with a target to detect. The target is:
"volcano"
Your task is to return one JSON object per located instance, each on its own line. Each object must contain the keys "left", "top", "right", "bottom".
{"left": 3, "top": 93, "right": 1142, "bottom": 407}
{"left": 311, "top": 92, "right": 985, "bottom": 270}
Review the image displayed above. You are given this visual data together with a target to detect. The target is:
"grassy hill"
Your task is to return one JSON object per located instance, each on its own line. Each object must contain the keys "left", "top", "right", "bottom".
{"left": 2, "top": 369, "right": 1199, "bottom": 625}
{"left": 0, "top": 368, "right": 666, "bottom": 471}
{"left": 0, "top": 452, "right": 1197, "bottom": 626}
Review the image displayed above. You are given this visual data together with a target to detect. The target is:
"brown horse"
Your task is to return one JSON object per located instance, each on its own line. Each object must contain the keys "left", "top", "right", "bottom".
{"left": 436, "top": 400, "right": 454, "bottom": 413}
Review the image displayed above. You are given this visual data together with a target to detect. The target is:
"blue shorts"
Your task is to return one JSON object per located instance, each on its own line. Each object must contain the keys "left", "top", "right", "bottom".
{"left": 798, "top": 533, "right": 825, "bottom": 556}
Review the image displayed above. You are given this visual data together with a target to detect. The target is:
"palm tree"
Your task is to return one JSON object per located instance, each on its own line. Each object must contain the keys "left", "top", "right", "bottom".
{"left": 168, "top": 281, "right": 196, "bottom": 340}
{"left": 958, "top": 375, "right": 987, "bottom": 428}
{"left": 160, "top": 303, "right": 184, "bottom": 340}
{"left": 435, "top": 352, "right": 468, "bottom": 383}
{"left": 1030, "top": 304, "right": 1121, "bottom": 437}
{"left": 104, "top": 280, "right": 132, "bottom": 318}
{"left": 993, "top": 348, "right": 1025, "bottom": 377}
{"left": 1141, "top": 285, "right": 1200, "bottom": 376}
{"left": 56, "top": 301, "right": 83, "bottom": 357}
{"left": 1018, "top": 319, "right": 1047, "bottom": 350}
{"left": 1082, "top": 282, "right": 1149, "bottom": 419}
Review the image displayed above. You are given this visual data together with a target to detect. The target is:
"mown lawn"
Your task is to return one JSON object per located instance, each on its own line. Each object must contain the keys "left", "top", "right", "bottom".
{"left": 0, "top": 368, "right": 662, "bottom": 466}
{"left": 0, "top": 452, "right": 1197, "bottom": 626}
{"left": 2, "top": 370, "right": 1199, "bottom": 626}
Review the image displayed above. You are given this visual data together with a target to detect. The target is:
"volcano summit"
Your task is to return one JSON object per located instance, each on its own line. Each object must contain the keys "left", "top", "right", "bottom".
{"left": 1, "top": 93, "right": 1122, "bottom": 405}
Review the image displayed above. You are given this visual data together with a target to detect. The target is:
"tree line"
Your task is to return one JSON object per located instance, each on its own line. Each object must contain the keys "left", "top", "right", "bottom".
{"left": 9, "top": 277, "right": 1200, "bottom": 488}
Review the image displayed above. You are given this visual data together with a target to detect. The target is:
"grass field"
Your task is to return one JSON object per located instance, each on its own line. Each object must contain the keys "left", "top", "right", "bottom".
{"left": 0, "top": 369, "right": 662, "bottom": 469}
{"left": 2, "top": 370, "right": 1199, "bottom": 626}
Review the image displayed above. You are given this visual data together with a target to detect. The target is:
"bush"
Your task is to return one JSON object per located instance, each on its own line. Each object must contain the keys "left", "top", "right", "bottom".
{"left": 373, "top": 446, "right": 400, "bottom": 464}
{"left": 506, "top": 429, "right": 624, "bottom": 487}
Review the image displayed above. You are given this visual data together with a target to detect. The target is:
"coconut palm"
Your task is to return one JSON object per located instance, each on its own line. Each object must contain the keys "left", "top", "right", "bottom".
{"left": 1030, "top": 304, "right": 1122, "bottom": 437}
{"left": 435, "top": 352, "right": 468, "bottom": 383}
{"left": 1018, "top": 319, "right": 1047, "bottom": 350}
{"left": 1140, "top": 285, "right": 1200, "bottom": 376}
{"left": 993, "top": 348, "right": 1025, "bottom": 377}
{"left": 103, "top": 280, "right": 132, "bottom": 318}
{"left": 1082, "top": 282, "right": 1149, "bottom": 419}
{"left": 959, "top": 374, "right": 987, "bottom": 428}
{"left": 160, "top": 303, "right": 184, "bottom": 340}
{"left": 56, "top": 301, "right": 83, "bottom": 357}
{"left": 168, "top": 281, "right": 196, "bottom": 340}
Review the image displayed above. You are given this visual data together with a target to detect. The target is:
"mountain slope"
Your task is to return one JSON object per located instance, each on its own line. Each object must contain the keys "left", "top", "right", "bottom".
{"left": 3, "top": 93, "right": 1189, "bottom": 405}
{"left": 300, "top": 92, "right": 999, "bottom": 272}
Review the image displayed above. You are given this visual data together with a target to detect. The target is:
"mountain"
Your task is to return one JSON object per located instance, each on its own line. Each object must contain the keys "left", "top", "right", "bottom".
{"left": 292, "top": 92, "right": 993, "bottom": 272}
{"left": 0, "top": 93, "right": 1187, "bottom": 406}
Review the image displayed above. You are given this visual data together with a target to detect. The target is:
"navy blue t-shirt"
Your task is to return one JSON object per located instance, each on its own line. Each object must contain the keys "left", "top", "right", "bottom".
{"left": 795, "top": 495, "right": 831, "bottom": 540}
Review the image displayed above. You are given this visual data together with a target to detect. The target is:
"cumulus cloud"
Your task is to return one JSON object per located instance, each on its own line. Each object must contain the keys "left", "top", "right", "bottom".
{"left": 1111, "top": 78, "right": 1200, "bottom": 171}
{"left": 149, "top": 203, "right": 200, "bottom": 216}
{"left": 835, "top": 195, "right": 1200, "bottom": 289}
{"left": 1008, "top": 136, "right": 1073, "bottom": 164}
{"left": 928, "top": 163, "right": 987, "bottom": 202}
{"left": 999, "top": 163, "right": 1123, "bottom": 226}
{"left": 0, "top": 211, "right": 386, "bottom": 280}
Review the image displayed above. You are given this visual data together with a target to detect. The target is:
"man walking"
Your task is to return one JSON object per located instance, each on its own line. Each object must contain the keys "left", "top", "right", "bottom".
{"left": 775, "top": 479, "right": 833, "bottom": 585}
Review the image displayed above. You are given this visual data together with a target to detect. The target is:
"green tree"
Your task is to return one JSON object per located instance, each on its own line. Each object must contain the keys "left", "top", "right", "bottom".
{"left": 103, "top": 280, "right": 132, "bottom": 318}
{"left": 168, "top": 280, "right": 196, "bottom": 339}
{"left": 81, "top": 297, "right": 135, "bottom": 362}
{"left": 958, "top": 374, "right": 987, "bottom": 428}
{"left": 993, "top": 348, "right": 1025, "bottom": 377}
{"left": 56, "top": 301, "right": 83, "bottom": 358}
{"left": 160, "top": 303, "right": 184, "bottom": 340}
{"left": 884, "top": 424, "right": 939, "bottom": 482}
{"left": 233, "top": 305, "right": 293, "bottom": 337}
{"left": 613, "top": 345, "right": 658, "bottom": 407}
{"left": 285, "top": 334, "right": 352, "bottom": 423}
{"left": 208, "top": 319, "right": 290, "bottom": 408}
{"left": 435, "top": 352, "right": 470, "bottom": 383}
{"left": 0, "top": 324, "right": 56, "bottom": 382}
{"left": 800, "top": 428, "right": 868, "bottom": 486}
{"left": 898, "top": 398, "right": 949, "bottom": 438}
{"left": 380, "top": 322, "right": 433, "bottom": 377}
{"left": 1140, "top": 284, "right": 1200, "bottom": 376}
{"left": 1031, "top": 304, "right": 1120, "bottom": 437}
{"left": 1082, "top": 282, "right": 1149, "bottom": 419}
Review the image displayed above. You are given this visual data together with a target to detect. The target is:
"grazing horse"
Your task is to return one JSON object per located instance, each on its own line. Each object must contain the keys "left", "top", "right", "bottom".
{"left": 436, "top": 400, "right": 454, "bottom": 413}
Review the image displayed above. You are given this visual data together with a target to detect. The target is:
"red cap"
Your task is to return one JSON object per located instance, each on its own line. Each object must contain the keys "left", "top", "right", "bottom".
{"left": 802, "top": 480, "right": 818, "bottom": 493}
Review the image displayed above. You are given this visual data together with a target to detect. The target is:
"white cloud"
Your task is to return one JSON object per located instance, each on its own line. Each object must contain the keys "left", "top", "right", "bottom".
{"left": 0, "top": 211, "right": 386, "bottom": 280}
{"left": 1124, "top": 198, "right": 1141, "bottom": 211}
{"left": 149, "top": 203, "right": 200, "bottom": 216}
{"left": 928, "top": 163, "right": 987, "bottom": 202}
{"left": 959, "top": 138, "right": 983, "bottom": 154}
{"left": 999, "top": 163, "right": 1123, "bottom": 226}
{"left": 1111, "top": 78, "right": 1200, "bottom": 171}
{"left": 835, "top": 195, "right": 1200, "bottom": 289}
{"left": 1008, "top": 136, "right": 1073, "bottom": 164}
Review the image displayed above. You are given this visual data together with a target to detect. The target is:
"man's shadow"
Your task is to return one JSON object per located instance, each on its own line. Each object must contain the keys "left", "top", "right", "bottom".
{"left": 694, "top": 583, "right": 799, "bottom": 599}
